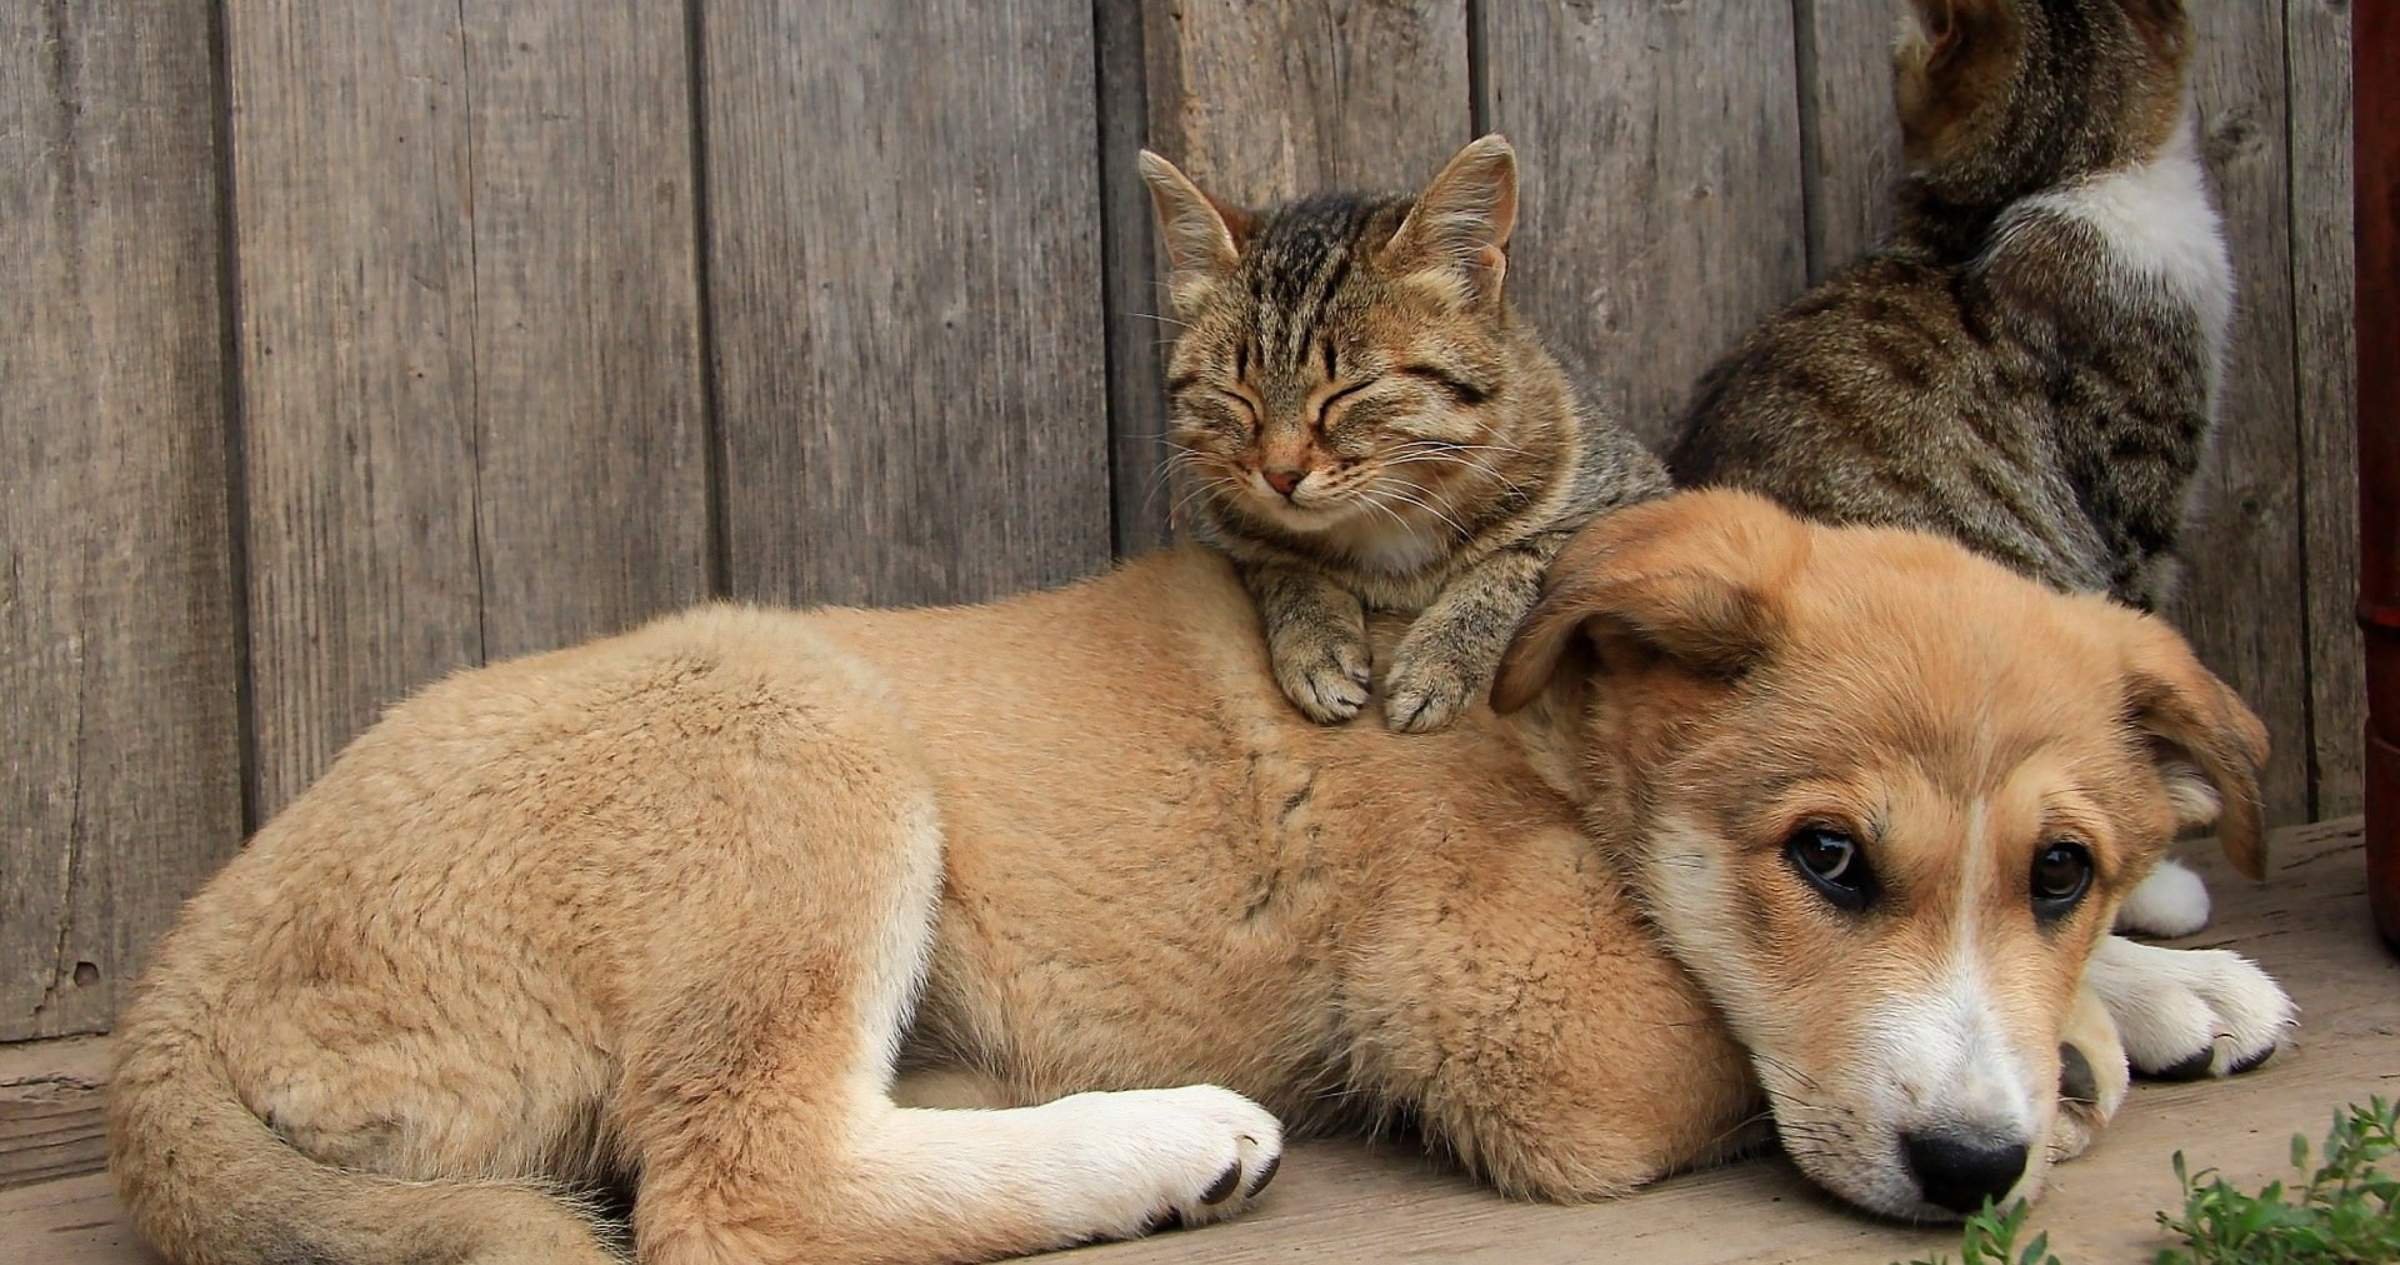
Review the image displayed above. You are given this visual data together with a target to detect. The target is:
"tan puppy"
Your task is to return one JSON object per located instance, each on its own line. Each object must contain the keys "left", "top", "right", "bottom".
{"left": 108, "top": 491, "right": 2287, "bottom": 1265}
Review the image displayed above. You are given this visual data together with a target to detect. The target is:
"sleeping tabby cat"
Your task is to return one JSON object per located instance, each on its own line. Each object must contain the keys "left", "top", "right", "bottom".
{"left": 1139, "top": 136, "right": 1666, "bottom": 732}
{"left": 1669, "top": 0, "right": 2227, "bottom": 615}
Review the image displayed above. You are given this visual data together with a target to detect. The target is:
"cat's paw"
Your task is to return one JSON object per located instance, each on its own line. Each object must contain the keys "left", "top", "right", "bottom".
{"left": 1384, "top": 645, "right": 1477, "bottom": 733}
{"left": 1270, "top": 630, "right": 1373, "bottom": 724}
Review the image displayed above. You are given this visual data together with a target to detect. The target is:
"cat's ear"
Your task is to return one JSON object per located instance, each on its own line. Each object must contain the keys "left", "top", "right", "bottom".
{"left": 1139, "top": 150, "right": 1253, "bottom": 312}
{"left": 1903, "top": 0, "right": 2020, "bottom": 74}
{"left": 2116, "top": 0, "right": 2191, "bottom": 65}
{"left": 1380, "top": 133, "right": 1517, "bottom": 307}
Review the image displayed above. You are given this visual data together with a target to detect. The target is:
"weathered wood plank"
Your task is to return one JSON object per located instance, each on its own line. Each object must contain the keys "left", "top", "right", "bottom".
{"left": 1142, "top": 0, "right": 1471, "bottom": 203}
{"left": 2286, "top": 0, "right": 2362, "bottom": 820}
{"left": 1481, "top": 1, "right": 1808, "bottom": 454}
{"left": 2169, "top": 3, "right": 2313, "bottom": 824}
{"left": 1792, "top": 0, "right": 1904, "bottom": 281}
{"left": 233, "top": 5, "right": 715, "bottom": 815}
{"left": 703, "top": 0, "right": 1113, "bottom": 607}
{"left": 9, "top": 820, "right": 2378, "bottom": 1265}
{"left": 1097, "top": 0, "right": 1168, "bottom": 556}
{"left": 0, "top": 1037, "right": 109, "bottom": 1190}
{"left": 0, "top": 1, "right": 245, "bottom": 1038}
{"left": 1112, "top": 0, "right": 1473, "bottom": 549}
{"left": 227, "top": 5, "right": 485, "bottom": 816}
{"left": 459, "top": 2, "right": 713, "bottom": 660}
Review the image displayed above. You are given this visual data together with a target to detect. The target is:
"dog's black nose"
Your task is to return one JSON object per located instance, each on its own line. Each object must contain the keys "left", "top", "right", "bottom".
{"left": 1902, "top": 1129, "right": 2028, "bottom": 1215}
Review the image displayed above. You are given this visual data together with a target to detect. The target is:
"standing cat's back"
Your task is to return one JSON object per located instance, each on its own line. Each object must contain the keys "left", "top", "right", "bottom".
{"left": 1670, "top": 0, "right": 2228, "bottom": 614}
{"left": 1989, "top": 108, "right": 2233, "bottom": 389}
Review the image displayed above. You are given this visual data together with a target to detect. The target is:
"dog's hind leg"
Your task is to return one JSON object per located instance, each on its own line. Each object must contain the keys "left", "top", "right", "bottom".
{"left": 616, "top": 749, "right": 1281, "bottom": 1265}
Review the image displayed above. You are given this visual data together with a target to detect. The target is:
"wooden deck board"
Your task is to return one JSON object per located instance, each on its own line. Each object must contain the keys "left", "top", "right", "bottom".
{"left": 5, "top": 819, "right": 2388, "bottom": 1264}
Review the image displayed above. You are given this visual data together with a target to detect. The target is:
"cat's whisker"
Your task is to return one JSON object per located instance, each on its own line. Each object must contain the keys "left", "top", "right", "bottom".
{"left": 1386, "top": 441, "right": 1535, "bottom": 496}
{"left": 1143, "top": 452, "right": 1213, "bottom": 516}
{"left": 1126, "top": 311, "right": 1191, "bottom": 330}
{"left": 1167, "top": 476, "right": 1234, "bottom": 527}
{"left": 1353, "top": 492, "right": 1410, "bottom": 535}
{"left": 1368, "top": 482, "right": 1473, "bottom": 540}
{"left": 1379, "top": 453, "right": 1527, "bottom": 495}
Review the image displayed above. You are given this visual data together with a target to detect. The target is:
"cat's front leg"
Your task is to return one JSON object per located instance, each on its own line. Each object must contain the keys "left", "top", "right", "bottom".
{"left": 1384, "top": 542, "right": 1548, "bottom": 732}
{"left": 1242, "top": 561, "right": 1373, "bottom": 724}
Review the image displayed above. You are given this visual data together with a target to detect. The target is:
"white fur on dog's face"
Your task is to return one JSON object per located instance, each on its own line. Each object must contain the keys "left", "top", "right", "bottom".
{"left": 1497, "top": 491, "right": 2269, "bottom": 1219}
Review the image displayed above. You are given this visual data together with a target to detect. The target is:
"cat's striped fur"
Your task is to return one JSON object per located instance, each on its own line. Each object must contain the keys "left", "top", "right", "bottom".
{"left": 1669, "top": 0, "right": 2225, "bottom": 612}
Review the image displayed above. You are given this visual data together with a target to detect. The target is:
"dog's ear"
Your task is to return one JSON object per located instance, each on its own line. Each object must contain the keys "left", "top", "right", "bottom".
{"left": 2116, "top": 617, "right": 2272, "bottom": 880}
{"left": 1138, "top": 149, "right": 1253, "bottom": 315}
{"left": 1379, "top": 134, "right": 1517, "bottom": 308}
{"left": 1493, "top": 491, "right": 1804, "bottom": 713}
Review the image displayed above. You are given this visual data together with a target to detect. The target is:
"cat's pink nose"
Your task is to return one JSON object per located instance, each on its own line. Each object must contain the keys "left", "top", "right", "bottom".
{"left": 1263, "top": 468, "right": 1305, "bottom": 498}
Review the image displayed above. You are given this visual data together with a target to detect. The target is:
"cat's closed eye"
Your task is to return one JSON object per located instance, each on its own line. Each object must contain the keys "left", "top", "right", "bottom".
{"left": 1316, "top": 380, "right": 1373, "bottom": 425}
{"left": 1399, "top": 365, "right": 1489, "bottom": 408}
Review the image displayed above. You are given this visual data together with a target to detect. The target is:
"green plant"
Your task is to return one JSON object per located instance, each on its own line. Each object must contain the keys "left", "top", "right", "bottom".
{"left": 1897, "top": 1199, "right": 2060, "bottom": 1265}
{"left": 1893, "top": 1096, "right": 2400, "bottom": 1265}
{"left": 2155, "top": 1095, "right": 2400, "bottom": 1265}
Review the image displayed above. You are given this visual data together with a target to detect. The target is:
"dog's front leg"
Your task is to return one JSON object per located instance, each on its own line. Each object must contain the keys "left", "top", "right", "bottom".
{"left": 2049, "top": 982, "right": 2131, "bottom": 1164}
{"left": 2084, "top": 933, "right": 2294, "bottom": 1080}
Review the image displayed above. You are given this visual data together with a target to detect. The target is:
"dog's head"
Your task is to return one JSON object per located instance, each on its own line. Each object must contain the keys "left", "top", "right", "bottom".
{"left": 1495, "top": 490, "right": 2266, "bottom": 1219}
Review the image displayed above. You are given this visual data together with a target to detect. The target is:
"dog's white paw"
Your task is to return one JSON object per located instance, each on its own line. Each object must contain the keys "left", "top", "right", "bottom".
{"left": 1045, "top": 1085, "right": 1285, "bottom": 1236}
{"left": 2114, "top": 858, "right": 2212, "bottom": 938}
{"left": 2086, "top": 935, "right": 2294, "bottom": 1079}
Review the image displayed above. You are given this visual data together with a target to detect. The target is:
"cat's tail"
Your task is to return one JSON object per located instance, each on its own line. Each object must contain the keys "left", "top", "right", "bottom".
{"left": 106, "top": 975, "right": 617, "bottom": 1265}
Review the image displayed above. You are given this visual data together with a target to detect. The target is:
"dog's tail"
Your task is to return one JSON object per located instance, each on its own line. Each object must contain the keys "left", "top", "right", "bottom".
{"left": 106, "top": 975, "right": 617, "bottom": 1265}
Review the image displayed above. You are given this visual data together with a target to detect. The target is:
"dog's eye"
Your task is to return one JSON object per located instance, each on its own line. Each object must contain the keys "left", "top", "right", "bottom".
{"left": 2031, "top": 841, "right": 2094, "bottom": 919}
{"left": 1786, "top": 826, "right": 1875, "bottom": 913}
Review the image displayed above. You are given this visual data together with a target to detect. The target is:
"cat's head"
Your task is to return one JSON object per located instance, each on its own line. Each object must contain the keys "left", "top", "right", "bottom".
{"left": 1139, "top": 136, "right": 1546, "bottom": 540}
{"left": 1895, "top": 0, "right": 2193, "bottom": 205}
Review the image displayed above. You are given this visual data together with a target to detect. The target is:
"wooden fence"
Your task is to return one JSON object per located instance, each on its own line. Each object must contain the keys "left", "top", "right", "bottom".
{"left": 0, "top": 1, "right": 2359, "bottom": 1044}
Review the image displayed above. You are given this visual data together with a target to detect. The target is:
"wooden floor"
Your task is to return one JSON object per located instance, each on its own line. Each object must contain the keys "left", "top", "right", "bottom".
{"left": 5, "top": 819, "right": 2390, "bottom": 1265}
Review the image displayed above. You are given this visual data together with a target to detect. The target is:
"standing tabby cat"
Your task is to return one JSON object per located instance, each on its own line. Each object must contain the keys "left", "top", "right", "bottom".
{"left": 1669, "top": 0, "right": 2227, "bottom": 614}
{"left": 1140, "top": 136, "right": 1666, "bottom": 732}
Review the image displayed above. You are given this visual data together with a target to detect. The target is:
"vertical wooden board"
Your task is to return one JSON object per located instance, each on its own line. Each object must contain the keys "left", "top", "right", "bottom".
{"left": 1793, "top": 0, "right": 1904, "bottom": 280}
{"left": 460, "top": 3, "right": 712, "bottom": 660}
{"left": 1482, "top": 2, "right": 1808, "bottom": 453}
{"left": 229, "top": 5, "right": 485, "bottom": 816}
{"left": 1142, "top": 0, "right": 1470, "bottom": 203}
{"left": 705, "top": 0, "right": 1113, "bottom": 606}
{"left": 0, "top": 4, "right": 243, "bottom": 1037}
{"left": 1097, "top": 0, "right": 1170, "bottom": 556}
{"left": 1111, "top": 0, "right": 1473, "bottom": 549}
{"left": 2287, "top": 0, "right": 2362, "bottom": 819}
{"left": 2167, "top": 3, "right": 2312, "bottom": 823}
